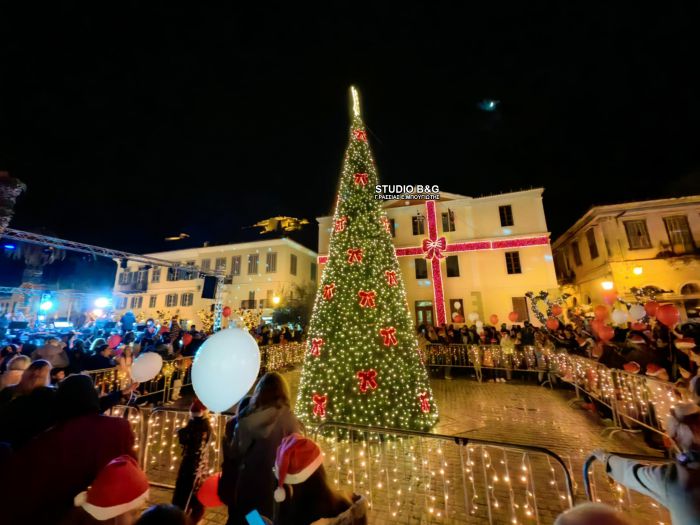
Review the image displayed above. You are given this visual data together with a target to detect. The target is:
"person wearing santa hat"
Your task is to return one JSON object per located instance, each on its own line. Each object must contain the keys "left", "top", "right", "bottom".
{"left": 172, "top": 398, "right": 211, "bottom": 524}
{"left": 272, "top": 433, "right": 367, "bottom": 525}
{"left": 592, "top": 402, "right": 700, "bottom": 525}
{"left": 60, "top": 455, "right": 149, "bottom": 525}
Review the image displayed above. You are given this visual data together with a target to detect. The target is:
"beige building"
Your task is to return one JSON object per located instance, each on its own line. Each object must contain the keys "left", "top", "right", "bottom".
{"left": 317, "top": 189, "right": 559, "bottom": 327}
{"left": 552, "top": 195, "right": 700, "bottom": 320}
{"left": 112, "top": 238, "right": 318, "bottom": 327}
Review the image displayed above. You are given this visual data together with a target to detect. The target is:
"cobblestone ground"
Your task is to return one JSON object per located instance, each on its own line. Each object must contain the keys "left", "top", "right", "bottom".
{"left": 148, "top": 370, "right": 670, "bottom": 524}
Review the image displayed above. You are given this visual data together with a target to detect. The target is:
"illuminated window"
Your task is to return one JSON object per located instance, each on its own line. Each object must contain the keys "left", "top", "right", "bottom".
{"left": 664, "top": 215, "right": 695, "bottom": 254}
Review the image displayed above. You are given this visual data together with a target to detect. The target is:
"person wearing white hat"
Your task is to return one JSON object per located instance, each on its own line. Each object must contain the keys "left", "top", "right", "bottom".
{"left": 592, "top": 402, "right": 700, "bottom": 525}
{"left": 272, "top": 433, "right": 368, "bottom": 525}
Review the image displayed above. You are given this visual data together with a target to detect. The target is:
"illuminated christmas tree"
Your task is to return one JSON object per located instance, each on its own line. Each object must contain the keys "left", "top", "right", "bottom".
{"left": 296, "top": 87, "right": 438, "bottom": 431}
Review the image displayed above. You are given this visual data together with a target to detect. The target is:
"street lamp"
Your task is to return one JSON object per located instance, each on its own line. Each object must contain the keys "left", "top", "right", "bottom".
{"left": 39, "top": 300, "right": 54, "bottom": 311}
{"left": 601, "top": 281, "right": 614, "bottom": 291}
{"left": 632, "top": 266, "right": 643, "bottom": 276}
{"left": 94, "top": 297, "right": 110, "bottom": 308}
{"left": 272, "top": 296, "right": 281, "bottom": 305}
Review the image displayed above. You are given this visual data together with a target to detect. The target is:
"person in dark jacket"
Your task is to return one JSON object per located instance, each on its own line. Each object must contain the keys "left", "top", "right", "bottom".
{"left": 120, "top": 310, "right": 136, "bottom": 333}
{"left": 84, "top": 343, "right": 115, "bottom": 370}
{"left": 172, "top": 399, "right": 212, "bottom": 523}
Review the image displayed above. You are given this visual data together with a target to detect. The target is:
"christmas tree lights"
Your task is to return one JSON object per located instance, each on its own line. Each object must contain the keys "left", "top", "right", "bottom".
{"left": 296, "top": 86, "right": 438, "bottom": 431}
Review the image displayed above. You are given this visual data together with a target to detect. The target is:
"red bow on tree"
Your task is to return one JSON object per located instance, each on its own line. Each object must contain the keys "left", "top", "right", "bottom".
{"left": 353, "top": 173, "right": 369, "bottom": 187}
{"left": 418, "top": 391, "right": 431, "bottom": 413}
{"left": 358, "top": 290, "right": 376, "bottom": 308}
{"left": 334, "top": 216, "right": 347, "bottom": 233}
{"left": 353, "top": 129, "right": 368, "bottom": 142}
{"left": 379, "top": 326, "right": 398, "bottom": 347}
{"left": 422, "top": 236, "right": 447, "bottom": 260}
{"left": 322, "top": 283, "right": 335, "bottom": 301}
{"left": 356, "top": 369, "right": 378, "bottom": 393}
{"left": 312, "top": 394, "right": 327, "bottom": 418}
{"left": 385, "top": 270, "right": 398, "bottom": 287}
{"left": 380, "top": 216, "right": 392, "bottom": 234}
{"left": 346, "top": 248, "right": 363, "bottom": 264}
{"left": 309, "top": 337, "right": 324, "bottom": 357}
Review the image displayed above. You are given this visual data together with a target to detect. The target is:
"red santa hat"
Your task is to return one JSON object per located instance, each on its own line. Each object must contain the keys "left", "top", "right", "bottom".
{"left": 623, "top": 361, "right": 641, "bottom": 374}
{"left": 273, "top": 433, "right": 324, "bottom": 503}
{"left": 74, "top": 455, "right": 149, "bottom": 520}
{"left": 190, "top": 398, "right": 207, "bottom": 418}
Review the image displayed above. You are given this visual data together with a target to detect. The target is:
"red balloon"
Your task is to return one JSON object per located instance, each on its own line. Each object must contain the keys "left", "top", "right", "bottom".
{"left": 551, "top": 304, "right": 563, "bottom": 317}
{"left": 107, "top": 335, "right": 122, "bottom": 349}
{"left": 159, "top": 326, "right": 168, "bottom": 334}
{"left": 656, "top": 303, "right": 680, "bottom": 328}
{"left": 602, "top": 290, "right": 618, "bottom": 306}
{"left": 197, "top": 473, "right": 224, "bottom": 507}
{"left": 590, "top": 319, "right": 604, "bottom": 335}
{"left": 594, "top": 305, "right": 609, "bottom": 321}
{"left": 546, "top": 317, "right": 559, "bottom": 330}
{"left": 508, "top": 311, "right": 519, "bottom": 323}
{"left": 644, "top": 301, "right": 659, "bottom": 317}
{"left": 182, "top": 333, "right": 193, "bottom": 346}
{"left": 631, "top": 322, "right": 647, "bottom": 331}
{"left": 598, "top": 325, "right": 614, "bottom": 342}
{"left": 489, "top": 314, "right": 499, "bottom": 325}
{"left": 222, "top": 306, "right": 232, "bottom": 318}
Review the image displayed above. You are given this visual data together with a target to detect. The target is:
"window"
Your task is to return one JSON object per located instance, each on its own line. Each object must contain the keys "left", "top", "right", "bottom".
{"left": 586, "top": 229, "right": 599, "bottom": 260}
{"left": 116, "top": 297, "right": 127, "bottom": 309}
{"left": 266, "top": 252, "right": 277, "bottom": 273}
{"left": 441, "top": 210, "right": 456, "bottom": 232}
{"left": 165, "top": 294, "right": 178, "bottom": 307}
{"left": 446, "top": 255, "right": 460, "bottom": 277}
{"left": 389, "top": 218, "right": 396, "bottom": 237}
{"left": 415, "top": 258, "right": 428, "bottom": 279}
{"left": 200, "top": 259, "right": 211, "bottom": 271}
{"left": 505, "top": 252, "right": 522, "bottom": 274}
{"left": 231, "top": 256, "right": 241, "bottom": 276}
{"left": 624, "top": 220, "right": 652, "bottom": 250}
{"left": 178, "top": 261, "right": 196, "bottom": 281}
{"left": 135, "top": 270, "right": 146, "bottom": 284}
{"left": 130, "top": 296, "right": 143, "bottom": 309}
{"left": 412, "top": 215, "right": 425, "bottom": 235}
{"left": 181, "top": 293, "right": 194, "bottom": 306}
{"left": 664, "top": 215, "right": 695, "bottom": 254}
{"left": 266, "top": 289, "right": 274, "bottom": 308}
{"left": 571, "top": 241, "right": 582, "bottom": 266}
{"left": 290, "top": 254, "right": 297, "bottom": 275}
{"left": 215, "top": 257, "right": 226, "bottom": 271}
{"left": 310, "top": 262, "right": 317, "bottom": 281}
{"left": 149, "top": 295, "right": 157, "bottom": 308}
{"left": 151, "top": 267, "right": 161, "bottom": 283}
{"left": 249, "top": 290, "right": 255, "bottom": 301}
{"left": 512, "top": 297, "right": 529, "bottom": 322}
{"left": 248, "top": 254, "right": 259, "bottom": 274}
{"left": 499, "top": 205, "right": 514, "bottom": 227}
{"left": 118, "top": 271, "right": 129, "bottom": 285}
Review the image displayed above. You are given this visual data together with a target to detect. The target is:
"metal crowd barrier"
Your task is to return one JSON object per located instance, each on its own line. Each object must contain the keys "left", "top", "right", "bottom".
{"left": 312, "top": 421, "right": 574, "bottom": 525}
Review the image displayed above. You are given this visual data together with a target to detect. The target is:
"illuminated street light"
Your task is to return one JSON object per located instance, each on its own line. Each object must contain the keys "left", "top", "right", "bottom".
{"left": 632, "top": 266, "right": 643, "bottom": 276}
{"left": 39, "top": 300, "right": 54, "bottom": 311}
{"left": 92, "top": 308, "right": 104, "bottom": 317}
{"left": 272, "top": 296, "right": 281, "bottom": 305}
{"left": 94, "top": 297, "right": 110, "bottom": 308}
{"left": 601, "top": 281, "right": 614, "bottom": 290}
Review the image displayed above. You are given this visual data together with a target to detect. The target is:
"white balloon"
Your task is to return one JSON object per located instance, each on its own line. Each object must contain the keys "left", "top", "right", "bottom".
{"left": 629, "top": 304, "right": 646, "bottom": 321}
{"left": 453, "top": 301, "right": 462, "bottom": 310}
{"left": 611, "top": 309, "right": 628, "bottom": 325}
{"left": 192, "top": 328, "right": 261, "bottom": 413}
{"left": 475, "top": 320, "right": 484, "bottom": 331}
{"left": 468, "top": 312, "right": 479, "bottom": 322}
{"left": 131, "top": 352, "right": 163, "bottom": 383}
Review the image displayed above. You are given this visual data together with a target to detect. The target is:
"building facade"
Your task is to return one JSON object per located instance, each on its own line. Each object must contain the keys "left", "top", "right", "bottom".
{"left": 317, "top": 189, "right": 558, "bottom": 327}
{"left": 552, "top": 195, "right": 700, "bottom": 320}
{"left": 112, "top": 238, "right": 318, "bottom": 328}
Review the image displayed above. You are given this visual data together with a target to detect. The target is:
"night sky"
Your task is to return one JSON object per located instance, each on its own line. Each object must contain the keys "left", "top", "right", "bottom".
{"left": 1, "top": 4, "right": 699, "bottom": 285}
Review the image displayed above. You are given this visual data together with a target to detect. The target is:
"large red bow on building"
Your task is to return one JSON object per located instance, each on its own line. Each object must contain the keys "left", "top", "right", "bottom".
{"left": 312, "top": 394, "right": 327, "bottom": 418}
{"left": 379, "top": 326, "right": 398, "bottom": 347}
{"left": 322, "top": 283, "right": 335, "bottom": 301}
{"left": 309, "top": 337, "right": 324, "bottom": 357}
{"left": 422, "top": 236, "right": 447, "bottom": 260}
{"left": 384, "top": 270, "right": 398, "bottom": 287}
{"left": 352, "top": 129, "right": 368, "bottom": 142}
{"left": 356, "top": 369, "right": 378, "bottom": 393}
{"left": 334, "top": 216, "right": 347, "bottom": 233}
{"left": 358, "top": 290, "right": 376, "bottom": 308}
{"left": 353, "top": 173, "right": 369, "bottom": 187}
{"left": 418, "top": 391, "right": 431, "bottom": 413}
{"left": 346, "top": 248, "right": 363, "bottom": 264}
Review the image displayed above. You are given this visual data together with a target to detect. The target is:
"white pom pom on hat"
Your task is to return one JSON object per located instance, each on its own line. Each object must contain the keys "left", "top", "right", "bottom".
{"left": 273, "top": 433, "right": 324, "bottom": 503}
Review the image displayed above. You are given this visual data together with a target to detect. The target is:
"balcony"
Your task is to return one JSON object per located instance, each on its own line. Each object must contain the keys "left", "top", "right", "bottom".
{"left": 117, "top": 280, "right": 148, "bottom": 293}
{"left": 240, "top": 299, "right": 269, "bottom": 309}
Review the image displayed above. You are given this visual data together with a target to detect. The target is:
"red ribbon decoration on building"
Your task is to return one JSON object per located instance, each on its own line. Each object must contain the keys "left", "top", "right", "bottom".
{"left": 309, "top": 337, "right": 324, "bottom": 357}
{"left": 385, "top": 270, "right": 398, "bottom": 286}
{"left": 380, "top": 216, "right": 392, "bottom": 234}
{"left": 379, "top": 326, "right": 398, "bottom": 347}
{"left": 322, "top": 283, "right": 335, "bottom": 301}
{"left": 312, "top": 394, "right": 327, "bottom": 418}
{"left": 358, "top": 290, "right": 376, "bottom": 308}
{"left": 352, "top": 129, "right": 368, "bottom": 142}
{"left": 346, "top": 248, "right": 363, "bottom": 264}
{"left": 422, "top": 236, "right": 447, "bottom": 260}
{"left": 418, "top": 391, "right": 431, "bottom": 413}
{"left": 334, "top": 216, "right": 347, "bottom": 233}
{"left": 353, "top": 173, "right": 369, "bottom": 187}
{"left": 356, "top": 369, "right": 378, "bottom": 393}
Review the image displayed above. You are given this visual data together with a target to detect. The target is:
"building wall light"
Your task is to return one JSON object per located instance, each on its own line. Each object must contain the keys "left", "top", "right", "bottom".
{"left": 601, "top": 281, "right": 614, "bottom": 290}
{"left": 632, "top": 266, "right": 643, "bottom": 275}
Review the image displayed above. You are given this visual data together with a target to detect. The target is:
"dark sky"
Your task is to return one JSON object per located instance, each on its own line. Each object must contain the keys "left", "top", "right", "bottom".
{"left": 2, "top": 3, "right": 700, "bottom": 268}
